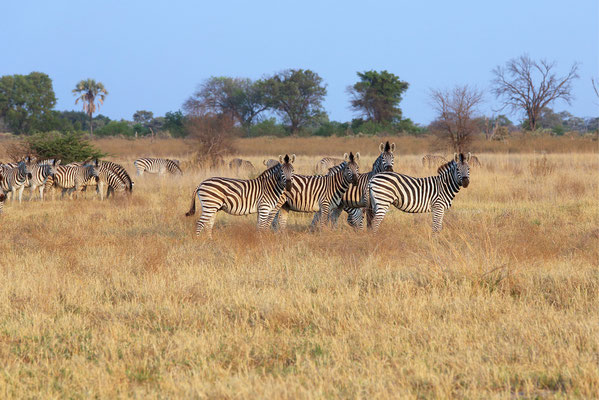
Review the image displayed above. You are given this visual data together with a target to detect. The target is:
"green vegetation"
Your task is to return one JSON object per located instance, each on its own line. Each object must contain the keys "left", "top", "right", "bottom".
{"left": 25, "top": 131, "right": 105, "bottom": 164}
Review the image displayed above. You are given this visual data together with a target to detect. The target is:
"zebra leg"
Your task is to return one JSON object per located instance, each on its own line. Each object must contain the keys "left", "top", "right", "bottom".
{"left": 346, "top": 208, "right": 364, "bottom": 230}
{"left": 39, "top": 185, "right": 45, "bottom": 201}
{"left": 431, "top": 206, "right": 446, "bottom": 233}
{"left": 318, "top": 202, "right": 332, "bottom": 229}
{"left": 276, "top": 207, "right": 290, "bottom": 231}
{"left": 329, "top": 206, "right": 343, "bottom": 227}
{"left": 310, "top": 211, "right": 320, "bottom": 227}
{"left": 196, "top": 207, "right": 218, "bottom": 237}
{"left": 18, "top": 186, "right": 25, "bottom": 203}
{"left": 370, "top": 200, "right": 390, "bottom": 233}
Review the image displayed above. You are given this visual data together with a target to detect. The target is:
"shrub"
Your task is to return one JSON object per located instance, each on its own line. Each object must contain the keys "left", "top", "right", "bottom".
{"left": 25, "top": 131, "right": 106, "bottom": 164}
{"left": 95, "top": 120, "right": 134, "bottom": 137}
{"left": 248, "top": 118, "right": 287, "bottom": 137}
{"left": 313, "top": 121, "right": 350, "bottom": 137}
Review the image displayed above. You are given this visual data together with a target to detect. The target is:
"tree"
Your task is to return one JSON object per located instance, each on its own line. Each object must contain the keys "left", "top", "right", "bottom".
{"left": 24, "top": 131, "right": 105, "bottom": 164}
{"left": 430, "top": 85, "right": 484, "bottom": 152}
{"left": 262, "top": 69, "right": 327, "bottom": 135}
{"left": 491, "top": 55, "right": 579, "bottom": 131}
{"left": 72, "top": 79, "right": 108, "bottom": 136}
{"left": 347, "top": 70, "right": 409, "bottom": 124}
{"left": 0, "top": 72, "right": 56, "bottom": 134}
{"left": 164, "top": 111, "right": 186, "bottom": 137}
{"left": 133, "top": 110, "right": 153, "bottom": 125}
{"left": 184, "top": 77, "right": 269, "bottom": 135}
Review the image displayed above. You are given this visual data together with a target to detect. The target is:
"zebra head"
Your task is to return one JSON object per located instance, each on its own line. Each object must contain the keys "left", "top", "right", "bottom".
{"left": 18, "top": 161, "right": 33, "bottom": 180}
{"left": 278, "top": 154, "right": 295, "bottom": 191}
{"left": 453, "top": 152, "right": 471, "bottom": 188}
{"left": 343, "top": 152, "right": 360, "bottom": 185}
{"left": 377, "top": 141, "right": 396, "bottom": 172}
{"left": 46, "top": 159, "right": 61, "bottom": 178}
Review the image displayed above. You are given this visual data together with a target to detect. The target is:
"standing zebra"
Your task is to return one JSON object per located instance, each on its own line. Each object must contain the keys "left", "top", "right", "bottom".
{"left": 52, "top": 161, "right": 100, "bottom": 199}
{"left": 369, "top": 153, "right": 471, "bottom": 232}
{"left": 0, "top": 161, "right": 33, "bottom": 203}
{"left": 185, "top": 154, "right": 295, "bottom": 237}
{"left": 315, "top": 157, "right": 345, "bottom": 175}
{"left": 322, "top": 141, "right": 395, "bottom": 229}
{"left": 82, "top": 160, "right": 133, "bottom": 200}
{"left": 134, "top": 158, "right": 183, "bottom": 176}
{"left": 27, "top": 159, "right": 60, "bottom": 201}
{"left": 273, "top": 152, "right": 360, "bottom": 230}
{"left": 422, "top": 154, "right": 447, "bottom": 168}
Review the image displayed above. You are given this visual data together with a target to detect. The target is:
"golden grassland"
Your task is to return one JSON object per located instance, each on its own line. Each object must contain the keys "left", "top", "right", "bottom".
{"left": 0, "top": 139, "right": 598, "bottom": 398}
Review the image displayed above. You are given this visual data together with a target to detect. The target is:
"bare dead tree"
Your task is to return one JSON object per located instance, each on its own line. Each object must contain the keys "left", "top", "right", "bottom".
{"left": 185, "top": 113, "right": 235, "bottom": 168}
{"left": 429, "top": 85, "right": 484, "bottom": 152}
{"left": 491, "top": 55, "right": 579, "bottom": 131}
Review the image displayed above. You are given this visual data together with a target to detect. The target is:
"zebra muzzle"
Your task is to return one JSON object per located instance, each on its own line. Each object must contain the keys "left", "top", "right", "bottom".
{"left": 462, "top": 177, "right": 470, "bottom": 188}
{"left": 385, "top": 166, "right": 393, "bottom": 172}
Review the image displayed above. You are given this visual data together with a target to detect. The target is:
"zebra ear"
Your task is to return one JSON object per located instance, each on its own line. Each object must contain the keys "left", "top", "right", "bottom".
{"left": 278, "top": 155, "right": 284, "bottom": 163}
{"left": 379, "top": 143, "right": 384, "bottom": 153}
{"left": 355, "top": 152, "right": 360, "bottom": 162}
{"left": 344, "top": 153, "right": 349, "bottom": 161}
{"left": 390, "top": 143, "right": 396, "bottom": 152}
{"left": 467, "top": 152, "right": 471, "bottom": 162}
{"left": 291, "top": 154, "right": 296, "bottom": 163}
{"left": 56, "top": 159, "right": 61, "bottom": 166}
{"left": 454, "top": 153, "right": 459, "bottom": 162}
{"left": 263, "top": 160, "right": 267, "bottom": 166}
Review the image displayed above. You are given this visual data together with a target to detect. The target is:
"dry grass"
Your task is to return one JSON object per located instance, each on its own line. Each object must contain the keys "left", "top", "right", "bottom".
{"left": 0, "top": 139, "right": 598, "bottom": 398}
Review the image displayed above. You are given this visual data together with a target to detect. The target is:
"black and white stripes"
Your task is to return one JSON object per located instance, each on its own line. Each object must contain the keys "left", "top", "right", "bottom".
{"left": 134, "top": 158, "right": 183, "bottom": 176}
{"left": 368, "top": 153, "right": 471, "bottom": 232}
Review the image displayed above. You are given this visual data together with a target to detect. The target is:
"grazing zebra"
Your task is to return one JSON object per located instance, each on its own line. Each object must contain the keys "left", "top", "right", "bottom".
{"left": 229, "top": 158, "right": 255, "bottom": 172}
{"left": 52, "top": 162, "right": 100, "bottom": 199}
{"left": 185, "top": 154, "right": 295, "bottom": 237}
{"left": 321, "top": 141, "right": 396, "bottom": 229}
{"left": 469, "top": 154, "right": 482, "bottom": 167}
{"left": 369, "top": 153, "right": 471, "bottom": 232}
{"left": 422, "top": 154, "right": 447, "bottom": 168}
{"left": 27, "top": 159, "right": 61, "bottom": 201}
{"left": 0, "top": 161, "right": 33, "bottom": 203}
{"left": 315, "top": 157, "right": 345, "bottom": 175}
{"left": 134, "top": 158, "right": 183, "bottom": 176}
{"left": 263, "top": 159, "right": 279, "bottom": 169}
{"left": 82, "top": 160, "right": 133, "bottom": 199}
{"left": 273, "top": 152, "right": 360, "bottom": 230}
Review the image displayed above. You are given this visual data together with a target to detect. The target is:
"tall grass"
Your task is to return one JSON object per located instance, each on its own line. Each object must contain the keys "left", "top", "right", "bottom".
{"left": 0, "top": 142, "right": 597, "bottom": 398}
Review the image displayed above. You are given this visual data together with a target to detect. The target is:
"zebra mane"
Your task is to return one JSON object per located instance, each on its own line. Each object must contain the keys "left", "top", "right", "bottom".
{"left": 437, "top": 160, "right": 456, "bottom": 175}
{"left": 327, "top": 161, "right": 348, "bottom": 176}
{"left": 258, "top": 162, "right": 282, "bottom": 179}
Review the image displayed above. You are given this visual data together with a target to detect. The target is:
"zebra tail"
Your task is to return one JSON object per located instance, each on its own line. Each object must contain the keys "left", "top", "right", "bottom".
{"left": 185, "top": 187, "right": 199, "bottom": 216}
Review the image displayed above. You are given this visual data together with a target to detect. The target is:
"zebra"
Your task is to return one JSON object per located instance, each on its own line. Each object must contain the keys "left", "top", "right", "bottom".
{"left": 368, "top": 152, "right": 471, "bottom": 233}
{"left": 27, "top": 159, "right": 61, "bottom": 201}
{"left": 229, "top": 158, "right": 255, "bottom": 172}
{"left": 0, "top": 174, "right": 4, "bottom": 214}
{"left": 469, "top": 154, "right": 482, "bottom": 167}
{"left": 52, "top": 161, "right": 100, "bottom": 199}
{"left": 422, "top": 154, "right": 447, "bottom": 168}
{"left": 0, "top": 161, "right": 33, "bottom": 203}
{"left": 82, "top": 160, "right": 133, "bottom": 200}
{"left": 315, "top": 157, "right": 345, "bottom": 175}
{"left": 185, "top": 154, "right": 295, "bottom": 237}
{"left": 263, "top": 159, "right": 279, "bottom": 169}
{"left": 134, "top": 158, "right": 183, "bottom": 176}
{"left": 273, "top": 152, "right": 360, "bottom": 231}
{"left": 321, "top": 141, "right": 396, "bottom": 229}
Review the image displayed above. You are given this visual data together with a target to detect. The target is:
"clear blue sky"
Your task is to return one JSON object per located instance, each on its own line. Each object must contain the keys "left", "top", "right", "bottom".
{"left": 2, "top": 0, "right": 597, "bottom": 125}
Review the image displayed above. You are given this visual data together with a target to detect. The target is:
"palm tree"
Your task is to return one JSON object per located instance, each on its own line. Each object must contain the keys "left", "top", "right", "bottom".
{"left": 73, "top": 79, "right": 108, "bottom": 135}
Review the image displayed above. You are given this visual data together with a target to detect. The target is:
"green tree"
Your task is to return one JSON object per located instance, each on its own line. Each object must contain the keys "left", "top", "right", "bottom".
{"left": 72, "top": 79, "right": 108, "bottom": 136}
{"left": 0, "top": 72, "right": 56, "bottom": 134}
{"left": 262, "top": 69, "right": 327, "bottom": 135}
{"left": 348, "top": 70, "right": 408, "bottom": 124}
{"left": 133, "top": 110, "right": 154, "bottom": 126}
{"left": 25, "top": 131, "right": 105, "bottom": 163}
{"left": 164, "top": 111, "right": 186, "bottom": 137}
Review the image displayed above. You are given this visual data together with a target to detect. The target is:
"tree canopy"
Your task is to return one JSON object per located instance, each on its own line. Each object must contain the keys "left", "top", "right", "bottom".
{"left": 348, "top": 70, "right": 408, "bottom": 124}
{"left": 73, "top": 79, "right": 108, "bottom": 135}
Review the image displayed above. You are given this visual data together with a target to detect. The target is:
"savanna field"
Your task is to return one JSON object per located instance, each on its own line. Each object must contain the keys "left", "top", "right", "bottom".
{"left": 0, "top": 136, "right": 598, "bottom": 398}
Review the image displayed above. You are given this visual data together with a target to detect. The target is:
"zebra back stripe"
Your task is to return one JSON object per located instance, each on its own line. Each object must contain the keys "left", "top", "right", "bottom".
{"left": 134, "top": 158, "right": 182, "bottom": 175}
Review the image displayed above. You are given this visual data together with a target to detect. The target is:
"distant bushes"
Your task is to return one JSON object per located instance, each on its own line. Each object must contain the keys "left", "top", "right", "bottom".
{"left": 25, "top": 131, "right": 106, "bottom": 164}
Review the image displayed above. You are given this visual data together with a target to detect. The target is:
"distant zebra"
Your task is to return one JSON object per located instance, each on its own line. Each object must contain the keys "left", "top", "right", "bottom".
{"left": 0, "top": 161, "right": 33, "bottom": 203}
{"left": 422, "top": 154, "right": 447, "bottom": 168}
{"left": 52, "top": 162, "right": 100, "bottom": 199}
{"left": 369, "top": 153, "right": 471, "bottom": 232}
{"left": 134, "top": 158, "right": 183, "bottom": 176}
{"left": 273, "top": 152, "right": 360, "bottom": 230}
{"left": 0, "top": 174, "right": 5, "bottom": 214}
{"left": 315, "top": 157, "right": 344, "bottom": 175}
{"left": 27, "top": 159, "right": 61, "bottom": 201}
{"left": 469, "top": 154, "right": 482, "bottom": 167}
{"left": 185, "top": 154, "right": 295, "bottom": 237}
{"left": 321, "top": 141, "right": 396, "bottom": 229}
{"left": 229, "top": 158, "right": 255, "bottom": 172}
{"left": 263, "top": 159, "right": 279, "bottom": 169}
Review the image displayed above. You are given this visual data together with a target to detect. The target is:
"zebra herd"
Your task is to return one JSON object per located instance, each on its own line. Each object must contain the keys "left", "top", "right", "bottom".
{"left": 185, "top": 142, "right": 472, "bottom": 237}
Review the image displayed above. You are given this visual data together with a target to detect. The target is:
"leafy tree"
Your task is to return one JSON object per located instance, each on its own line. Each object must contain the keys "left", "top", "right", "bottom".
{"left": 164, "top": 111, "right": 186, "bottom": 137}
{"left": 262, "top": 69, "right": 327, "bottom": 135}
{"left": 348, "top": 70, "right": 408, "bottom": 124}
{"left": 72, "top": 79, "right": 108, "bottom": 136}
{"left": 491, "top": 55, "right": 578, "bottom": 131}
{"left": 133, "top": 110, "right": 154, "bottom": 126}
{"left": 0, "top": 72, "right": 56, "bottom": 134}
{"left": 25, "top": 131, "right": 105, "bottom": 163}
{"left": 248, "top": 118, "right": 287, "bottom": 137}
{"left": 96, "top": 120, "right": 135, "bottom": 137}
{"left": 184, "top": 77, "right": 269, "bottom": 135}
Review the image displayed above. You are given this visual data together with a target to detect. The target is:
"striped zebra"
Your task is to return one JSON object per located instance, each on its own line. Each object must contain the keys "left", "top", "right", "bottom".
{"left": 134, "top": 158, "right": 183, "bottom": 176}
{"left": 0, "top": 161, "right": 33, "bottom": 203}
{"left": 263, "top": 159, "right": 279, "bottom": 168}
{"left": 27, "top": 159, "right": 61, "bottom": 201}
{"left": 322, "top": 141, "right": 396, "bottom": 229}
{"left": 315, "top": 157, "right": 345, "bottom": 175}
{"left": 52, "top": 161, "right": 100, "bottom": 199}
{"left": 369, "top": 153, "right": 471, "bottom": 232}
{"left": 273, "top": 152, "right": 360, "bottom": 230}
{"left": 0, "top": 174, "right": 5, "bottom": 214}
{"left": 469, "top": 154, "right": 482, "bottom": 167}
{"left": 185, "top": 154, "right": 295, "bottom": 237}
{"left": 229, "top": 158, "right": 255, "bottom": 172}
{"left": 422, "top": 154, "right": 447, "bottom": 168}
{"left": 82, "top": 160, "right": 133, "bottom": 200}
